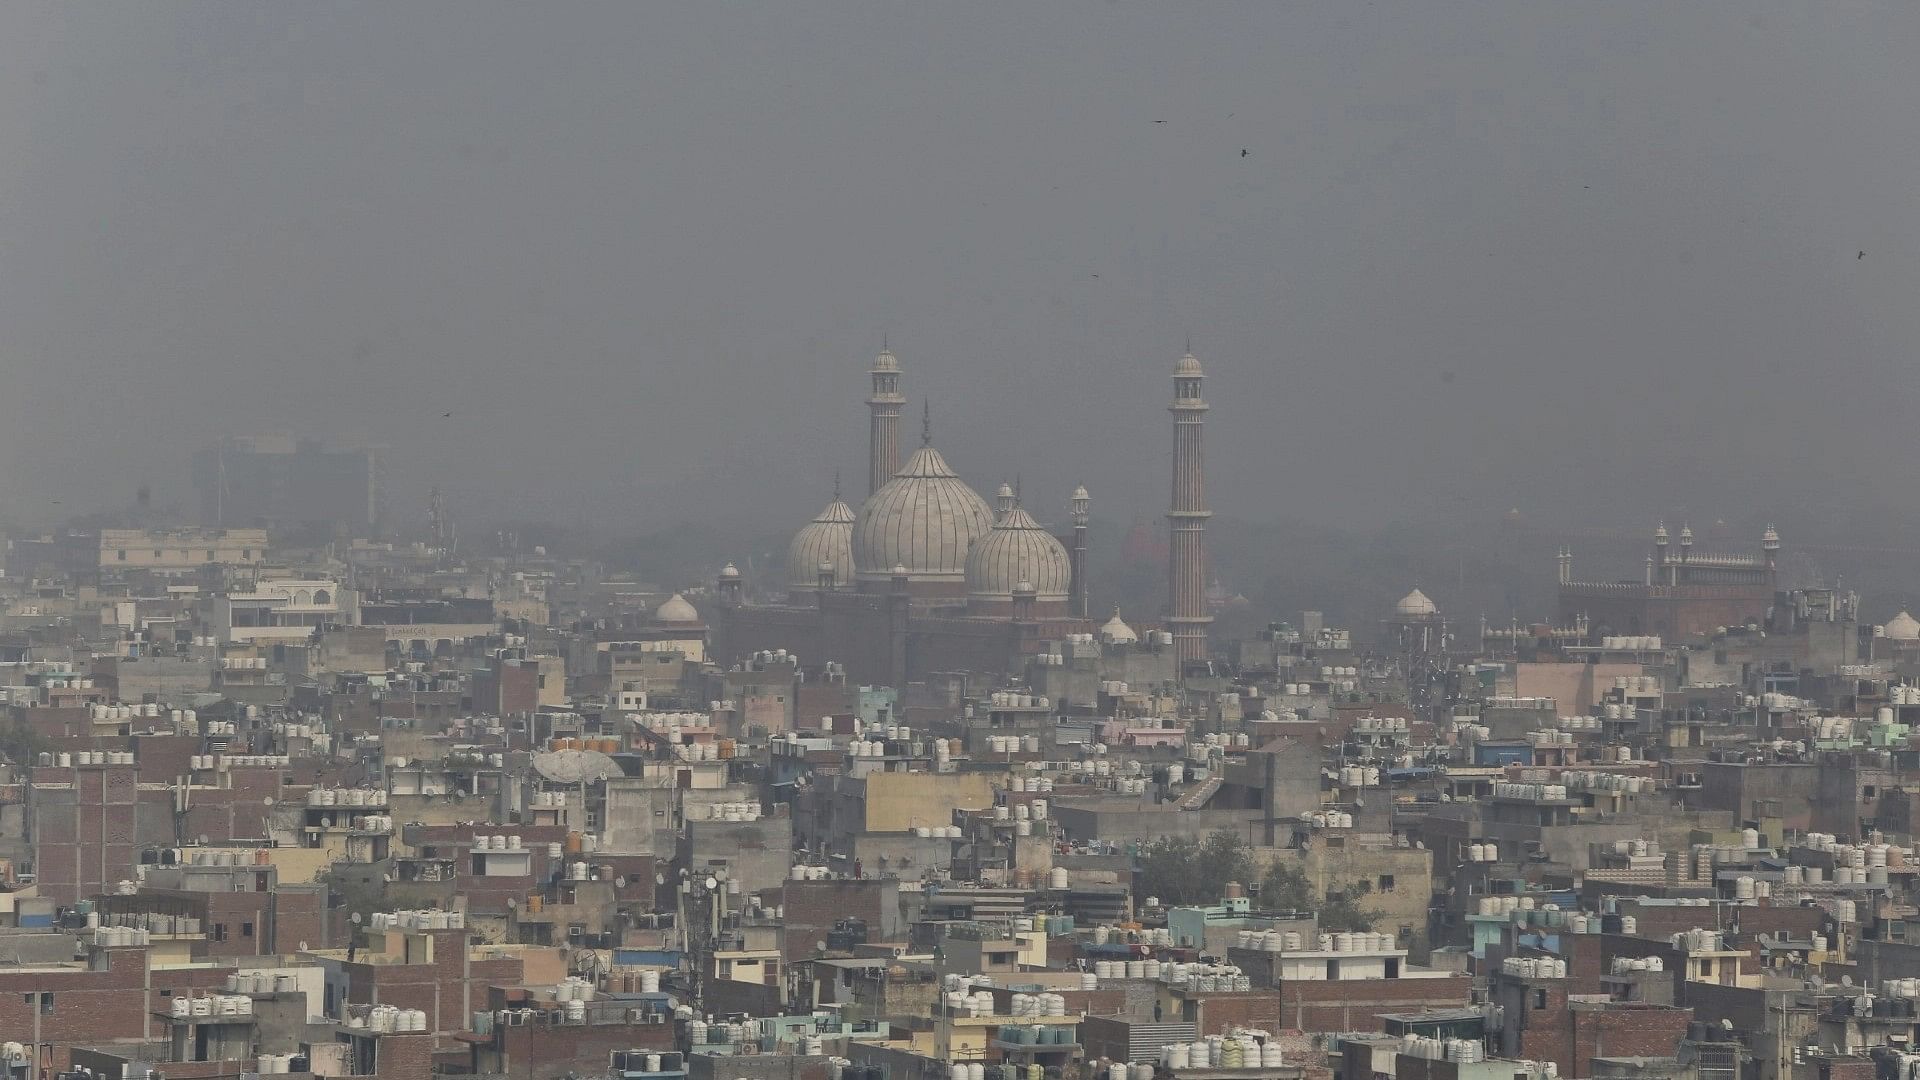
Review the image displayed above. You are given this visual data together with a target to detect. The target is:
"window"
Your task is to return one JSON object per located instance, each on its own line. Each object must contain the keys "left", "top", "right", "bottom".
{"left": 205, "top": 550, "right": 215, "bottom": 560}
{"left": 39, "top": 994, "right": 53, "bottom": 1015}
{"left": 1531, "top": 989, "right": 1547, "bottom": 1010}
{"left": 213, "top": 923, "right": 227, "bottom": 942}
{"left": 153, "top": 550, "right": 163, "bottom": 559}
{"left": 243, "top": 549, "right": 254, "bottom": 559}
{"left": 242, "top": 922, "right": 254, "bottom": 938}
{"left": 1377, "top": 874, "right": 1396, "bottom": 893}
{"left": 117, "top": 550, "right": 128, "bottom": 561}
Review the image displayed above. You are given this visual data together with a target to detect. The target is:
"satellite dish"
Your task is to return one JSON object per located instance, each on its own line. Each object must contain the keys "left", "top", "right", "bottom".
{"left": 350, "top": 913, "right": 363, "bottom": 925}
{"left": 1842, "top": 975, "right": 1854, "bottom": 986}
{"left": 263, "top": 797, "right": 275, "bottom": 807}
{"left": 655, "top": 873, "right": 666, "bottom": 887}
{"left": 705, "top": 876, "right": 718, "bottom": 891}
{"left": 616, "top": 876, "right": 627, "bottom": 888}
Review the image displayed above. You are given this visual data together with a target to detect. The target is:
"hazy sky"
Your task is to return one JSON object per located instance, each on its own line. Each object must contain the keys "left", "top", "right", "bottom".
{"left": 2, "top": 3, "right": 1916, "bottom": 541}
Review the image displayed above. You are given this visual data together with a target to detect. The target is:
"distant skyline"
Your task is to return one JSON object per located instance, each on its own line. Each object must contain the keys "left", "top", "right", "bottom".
{"left": 2, "top": 3, "right": 1916, "bottom": 541}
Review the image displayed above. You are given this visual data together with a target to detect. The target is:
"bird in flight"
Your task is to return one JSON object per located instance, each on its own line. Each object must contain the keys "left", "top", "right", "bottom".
{"left": 1859, "top": 251, "right": 1866, "bottom": 260}
{"left": 1241, "top": 148, "right": 1249, "bottom": 157}
{"left": 443, "top": 411, "right": 453, "bottom": 418}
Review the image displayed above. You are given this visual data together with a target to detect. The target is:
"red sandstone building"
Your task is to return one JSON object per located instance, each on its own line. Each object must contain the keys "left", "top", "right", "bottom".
{"left": 1557, "top": 523, "right": 1779, "bottom": 640}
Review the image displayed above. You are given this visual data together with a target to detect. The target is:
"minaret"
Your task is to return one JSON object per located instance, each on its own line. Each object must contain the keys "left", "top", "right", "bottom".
{"left": 1168, "top": 350, "right": 1212, "bottom": 665}
{"left": 1069, "top": 485, "right": 1091, "bottom": 619}
{"left": 867, "top": 344, "right": 904, "bottom": 497}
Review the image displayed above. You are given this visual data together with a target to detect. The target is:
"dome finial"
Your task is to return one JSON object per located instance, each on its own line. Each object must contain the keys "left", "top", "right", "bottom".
{"left": 921, "top": 398, "right": 932, "bottom": 447}
{"left": 832, "top": 469, "right": 842, "bottom": 502}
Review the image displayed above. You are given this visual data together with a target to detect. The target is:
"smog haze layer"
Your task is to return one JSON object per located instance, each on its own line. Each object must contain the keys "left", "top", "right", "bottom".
{"left": 1, "top": 2, "right": 1915, "bottom": 550}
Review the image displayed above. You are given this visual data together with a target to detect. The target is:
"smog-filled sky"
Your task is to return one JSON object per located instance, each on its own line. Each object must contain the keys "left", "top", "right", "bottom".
{"left": 2, "top": 2, "right": 1916, "bottom": 543}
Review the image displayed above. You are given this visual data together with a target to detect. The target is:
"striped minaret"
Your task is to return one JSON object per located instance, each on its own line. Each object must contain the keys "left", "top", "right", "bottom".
{"left": 1168, "top": 350, "right": 1212, "bottom": 665}
{"left": 867, "top": 345, "right": 904, "bottom": 497}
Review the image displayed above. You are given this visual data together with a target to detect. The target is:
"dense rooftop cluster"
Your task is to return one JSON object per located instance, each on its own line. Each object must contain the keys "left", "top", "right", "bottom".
{"left": 2, "top": 392, "right": 1917, "bottom": 1080}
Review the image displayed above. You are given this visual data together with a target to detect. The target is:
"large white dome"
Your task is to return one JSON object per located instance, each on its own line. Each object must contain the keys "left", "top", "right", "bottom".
{"left": 654, "top": 593, "right": 700, "bottom": 623}
{"left": 966, "top": 505, "right": 1071, "bottom": 602}
{"left": 852, "top": 445, "right": 994, "bottom": 582}
{"left": 786, "top": 497, "right": 855, "bottom": 591}
{"left": 1395, "top": 588, "right": 1438, "bottom": 617}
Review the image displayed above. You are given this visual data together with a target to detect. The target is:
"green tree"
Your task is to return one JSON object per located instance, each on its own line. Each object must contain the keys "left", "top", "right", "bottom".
{"left": 0, "top": 721, "right": 44, "bottom": 768}
{"left": 1260, "top": 861, "right": 1316, "bottom": 913}
{"left": 1137, "top": 830, "right": 1256, "bottom": 908}
{"left": 1319, "top": 880, "right": 1381, "bottom": 933}
{"left": 1260, "top": 861, "right": 1381, "bottom": 931}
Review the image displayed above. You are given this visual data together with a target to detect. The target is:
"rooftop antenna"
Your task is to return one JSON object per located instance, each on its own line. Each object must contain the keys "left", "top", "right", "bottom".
{"left": 921, "top": 399, "right": 932, "bottom": 447}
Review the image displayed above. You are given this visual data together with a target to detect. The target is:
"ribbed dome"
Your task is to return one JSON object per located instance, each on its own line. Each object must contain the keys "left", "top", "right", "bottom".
{"left": 853, "top": 445, "right": 994, "bottom": 582}
{"left": 1395, "top": 588, "right": 1438, "bottom": 617}
{"left": 786, "top": 498, "right": 855, "bottom": 590}
{"left": 1887, "top": 611, "right": 1920, "bottom": 641}
{"left": 655, "top": 593, "right": 700, "bottom": 623}
{"left": 966, "top": 505, "right": 1070, "bottom": 601}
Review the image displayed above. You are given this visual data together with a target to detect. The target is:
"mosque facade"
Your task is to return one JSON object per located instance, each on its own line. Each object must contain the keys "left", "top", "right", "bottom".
{"left": 708, "top": 347, "right": 1208, "bottom": 685}
{"left": 1556, "top": 523, "right": 1780, "bottom": 640}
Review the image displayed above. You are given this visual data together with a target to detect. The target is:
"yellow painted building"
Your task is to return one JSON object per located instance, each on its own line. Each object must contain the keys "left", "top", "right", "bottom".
{"left": 862, "top": 772, "right": 995, "bottom": 833}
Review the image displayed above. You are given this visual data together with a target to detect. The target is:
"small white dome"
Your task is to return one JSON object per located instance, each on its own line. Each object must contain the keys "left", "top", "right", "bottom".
{"left": 1100, "top": 607, "right": 1138, "bottom": 645}
{"left": 719, "top": 563, "right": 741, "bottom": 579}
{"left": 654, "top": 593, "right": 700, "bottom": 624}
{"left": 1886, "top": 611, "right": 1920, "bottom": 641}
{"left": 1174, "top": 352, "right": 1204, "bottom": 377}
{"left": 1395, "top": 588, "right": 1438, "bottom": 617}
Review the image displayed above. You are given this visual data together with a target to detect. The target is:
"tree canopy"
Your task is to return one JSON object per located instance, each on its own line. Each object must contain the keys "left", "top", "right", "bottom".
{"left": 1136, "top": 830, "right": 1256, "bottom": 908}
{"left": 1261, "top": 860, "right": 1381, "bottom": 932}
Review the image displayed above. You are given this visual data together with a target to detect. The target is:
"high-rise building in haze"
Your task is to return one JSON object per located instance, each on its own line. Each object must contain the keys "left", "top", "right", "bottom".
{"left": 192, "top": 435, "right": 381, "bottom": 533}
